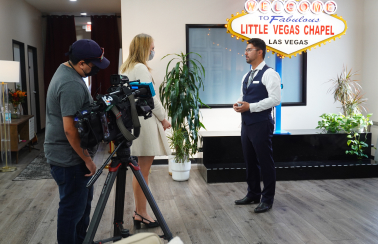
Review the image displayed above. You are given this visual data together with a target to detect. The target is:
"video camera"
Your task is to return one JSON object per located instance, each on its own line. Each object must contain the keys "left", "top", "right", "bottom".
{"left": 75, "top": 74, "right": 155, "bottom": 150}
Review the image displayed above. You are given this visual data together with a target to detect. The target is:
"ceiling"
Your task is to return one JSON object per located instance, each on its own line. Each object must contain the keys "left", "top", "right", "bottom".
{"left": 25, "top": 0, "right": 121, "bottom": 25}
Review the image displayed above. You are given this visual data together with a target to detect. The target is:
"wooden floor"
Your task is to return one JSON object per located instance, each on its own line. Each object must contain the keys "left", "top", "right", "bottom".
{"left": 1, "top": 135, "right": 378, "bottom": 244}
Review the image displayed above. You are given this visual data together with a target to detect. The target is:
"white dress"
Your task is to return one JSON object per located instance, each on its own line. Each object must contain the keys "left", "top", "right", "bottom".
{"left": 122, "top": 63, "right": 171, "bottom": 156}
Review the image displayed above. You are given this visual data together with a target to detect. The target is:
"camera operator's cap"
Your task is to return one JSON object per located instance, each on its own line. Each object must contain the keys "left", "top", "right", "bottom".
{"left": 67, "top": 39, "right": 110, "bottom": 69}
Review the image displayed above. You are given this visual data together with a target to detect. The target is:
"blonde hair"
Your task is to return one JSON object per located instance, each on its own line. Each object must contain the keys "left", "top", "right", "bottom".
{"left": 120, "top": 33, "right": 153, "bottom": 74}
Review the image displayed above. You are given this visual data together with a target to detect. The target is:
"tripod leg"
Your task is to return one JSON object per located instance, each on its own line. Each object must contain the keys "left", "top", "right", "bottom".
{"left": 128, "top": 157, "right": 173, "bottom": 241}
{"left": 113, "top": 162, "right": 129, "bottom": 238}
{"left": 83, "top": 162, "right": 121, "bottom": 244}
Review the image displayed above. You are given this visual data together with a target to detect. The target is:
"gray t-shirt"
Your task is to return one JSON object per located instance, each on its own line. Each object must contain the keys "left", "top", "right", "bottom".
{"left": 44, "top": 64, "right": 93, "bottom": 167}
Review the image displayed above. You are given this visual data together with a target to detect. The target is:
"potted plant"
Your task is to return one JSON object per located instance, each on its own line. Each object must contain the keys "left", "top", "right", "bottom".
{"left": 316, "top": 113, "right": 373, "bottom": 134}
{"left": 328, "top": 66, "right": 366, "bottom": 117}
{"left": 159, "top": 52, "right": 207, "bottom": 181}
{"left": 339, "top": 113, "right": 373, "bottom": 160}
{"left": 316, "top": 113, "right": 344, "bottom": 133}
{"left": 346, "top": 132, "right": 370, "bottom": 160}
{"left": 317, "top": 67, "right": 373, "bottom": 159}
{"left": 167, "top": 129, "right": 192, "bottom": 180}
{"left": 340, "top": 113, "right": 373, "bottom": 134}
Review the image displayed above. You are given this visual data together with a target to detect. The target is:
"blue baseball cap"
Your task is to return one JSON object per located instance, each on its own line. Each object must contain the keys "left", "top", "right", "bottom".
{"left": 67, "top": 39, "right": 110, "bottom": 69}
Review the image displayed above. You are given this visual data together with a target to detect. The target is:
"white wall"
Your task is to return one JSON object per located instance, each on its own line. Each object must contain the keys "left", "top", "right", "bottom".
{"left": 283, "top": 0, "right": 364, "bottom": 130}
{"left": 0, "top": 0, "right": 45, "bottom": 129}
{"left": 361, "top": 0, "right": 378, "bottom": 155}
{"left": 121, "top": 0, "right": 365, "bottom": 132}
{"left": 362, "top": 0, "right": 378, "bottom": 120}
{"left": 122, "top": 0, "right": 245, "bottom": 132}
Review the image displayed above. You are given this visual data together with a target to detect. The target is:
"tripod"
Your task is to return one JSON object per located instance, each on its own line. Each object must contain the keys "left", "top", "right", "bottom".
{"left": 83, "top": 139, "right": 173, "bottom": 244}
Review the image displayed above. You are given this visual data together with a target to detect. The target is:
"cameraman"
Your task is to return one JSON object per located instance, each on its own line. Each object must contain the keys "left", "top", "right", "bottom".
{"left": 44, "top": 39, "right": 110, "bottom": 244}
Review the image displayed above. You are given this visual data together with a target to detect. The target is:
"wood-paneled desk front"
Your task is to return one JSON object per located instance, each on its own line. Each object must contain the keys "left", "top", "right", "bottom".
{"left": 0, "top": 115, "right": 34, "bottom": 163}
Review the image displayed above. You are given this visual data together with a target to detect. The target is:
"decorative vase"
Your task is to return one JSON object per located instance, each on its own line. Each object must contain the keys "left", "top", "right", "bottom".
{"left": 171, "top": 158, "right": 191, "bottom": 181}
{"left": 11, "top": 103, "right": 21, "bottom": 119}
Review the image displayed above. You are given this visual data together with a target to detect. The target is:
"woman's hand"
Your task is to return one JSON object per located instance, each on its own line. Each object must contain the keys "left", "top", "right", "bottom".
{"left": 161, "top": 119, "right": 171, "bottom": 131}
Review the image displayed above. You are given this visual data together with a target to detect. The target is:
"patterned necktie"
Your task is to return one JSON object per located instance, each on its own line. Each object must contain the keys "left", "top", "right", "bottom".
{"left": 247, "top": 69, "right": 257, "bottom": 88}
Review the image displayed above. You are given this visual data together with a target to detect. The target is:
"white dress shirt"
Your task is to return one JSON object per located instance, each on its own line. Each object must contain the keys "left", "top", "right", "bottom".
{"left": 237, "top": 61, "right": 281, "bottom": 113}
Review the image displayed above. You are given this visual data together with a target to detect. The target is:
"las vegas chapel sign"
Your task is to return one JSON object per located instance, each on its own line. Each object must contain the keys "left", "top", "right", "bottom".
{"left": 225, "top": 0, "right": 347, "bottom": 58}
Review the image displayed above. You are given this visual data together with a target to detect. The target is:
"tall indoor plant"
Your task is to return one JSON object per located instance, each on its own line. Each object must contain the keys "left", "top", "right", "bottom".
{"left": 159, "top": 52, "right": 207, "bottom": 181}
{"left": 328, "top": 66, "right": 367, "bottom": 116}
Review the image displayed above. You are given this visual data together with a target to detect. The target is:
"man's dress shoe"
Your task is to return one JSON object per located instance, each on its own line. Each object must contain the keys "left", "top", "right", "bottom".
{"left": 254, "top": 202, "right": 272, "bottom": 213}
{"left": 234, "top": 196, "right": 260, "bottom": 205}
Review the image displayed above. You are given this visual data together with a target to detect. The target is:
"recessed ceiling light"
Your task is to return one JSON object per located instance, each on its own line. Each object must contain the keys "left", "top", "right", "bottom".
{"left": 70, "top": 0, "right": 77, "bottom": 2}
{"left": 81, "top": 12, "right": 87, "bottom": 16}
{"left": 87, "top": 22, "right": 91, "bottom": 24}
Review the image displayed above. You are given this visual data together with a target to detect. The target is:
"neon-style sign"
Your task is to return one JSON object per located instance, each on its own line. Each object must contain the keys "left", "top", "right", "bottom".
{"left": 271, "top": 0, "right": 284, "bottom": 14}
{"left": 227, "top": 0, "right": 346, "bottom": 58}
{"left": 298, "top": 1, "right": 311, "bottom": 14}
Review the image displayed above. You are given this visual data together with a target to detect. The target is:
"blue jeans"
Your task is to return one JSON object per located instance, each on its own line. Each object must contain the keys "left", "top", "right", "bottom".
{"left": 50, "top": 163, "right": 94, "bottom": 244}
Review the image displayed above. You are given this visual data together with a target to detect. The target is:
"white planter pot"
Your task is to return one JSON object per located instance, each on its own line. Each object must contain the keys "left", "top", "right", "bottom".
{"left": 168, "top": 155, "right": 175, "bottom": 176}
{"left": 171, "top": 159, "right": 191, "bottom": 181}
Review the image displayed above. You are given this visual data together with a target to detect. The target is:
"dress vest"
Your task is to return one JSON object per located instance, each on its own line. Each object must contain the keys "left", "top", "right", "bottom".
{"left": 241, "top": 65, "right": 272, "bottom": 125}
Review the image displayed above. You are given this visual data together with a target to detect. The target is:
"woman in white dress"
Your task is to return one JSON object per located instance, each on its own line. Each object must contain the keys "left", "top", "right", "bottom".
{"left": 119, "top": 33, "right": 171, "bottom": 229}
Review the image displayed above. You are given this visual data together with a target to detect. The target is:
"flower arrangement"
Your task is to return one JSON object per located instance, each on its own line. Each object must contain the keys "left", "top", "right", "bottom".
{"left": 9, "top": 85, "right": 26, "bottom": 108}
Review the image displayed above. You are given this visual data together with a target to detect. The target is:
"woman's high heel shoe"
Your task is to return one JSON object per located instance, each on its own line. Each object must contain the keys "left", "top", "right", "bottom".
{"left": 133, "top": 211, "right": 159, "bottom": 229}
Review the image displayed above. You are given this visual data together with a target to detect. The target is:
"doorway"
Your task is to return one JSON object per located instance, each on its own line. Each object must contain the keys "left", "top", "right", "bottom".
{"left": 27, "top": 46, "right": 41, "bottom": 133}
{"left": 12, "top": 40, "right": 28, "bottom": 114}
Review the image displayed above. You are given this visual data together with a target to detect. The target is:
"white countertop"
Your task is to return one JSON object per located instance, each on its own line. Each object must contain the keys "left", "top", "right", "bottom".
{"left": 199, "top": 130, "right": 241, "bottom": 137}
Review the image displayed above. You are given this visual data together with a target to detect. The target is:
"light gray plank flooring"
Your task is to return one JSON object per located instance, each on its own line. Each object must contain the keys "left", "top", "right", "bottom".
{"left": 1, "top": 134, "right": 378, "bottom": 244}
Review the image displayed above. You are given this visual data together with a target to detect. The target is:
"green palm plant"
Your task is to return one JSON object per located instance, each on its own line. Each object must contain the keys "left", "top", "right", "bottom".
{"left": 159, "top": 52, "right": 208, "bottom": 163}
